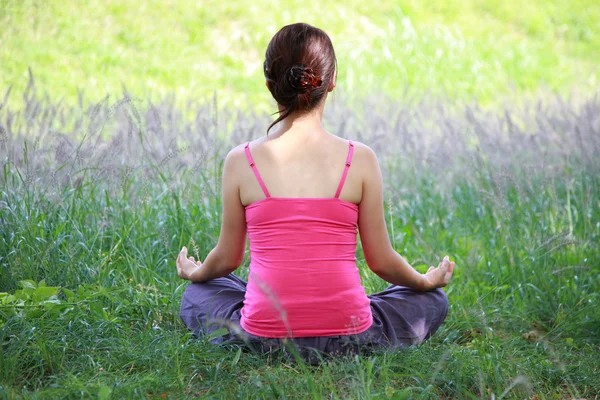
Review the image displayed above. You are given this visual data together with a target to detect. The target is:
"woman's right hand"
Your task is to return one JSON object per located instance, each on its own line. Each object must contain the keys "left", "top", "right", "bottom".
{"left": 176, "top": 246, "right": 202, "bottom": 281}
{"left": 422, "top": 256, "right": 455, "bottom": 290}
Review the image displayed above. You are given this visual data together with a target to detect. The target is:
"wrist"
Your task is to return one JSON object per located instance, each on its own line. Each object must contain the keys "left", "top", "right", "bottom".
{"left": 187, "top": 266, "right": 203, "bottom": 282}
{"left": 418, "top": 274, "right": 434, "bottom": 291}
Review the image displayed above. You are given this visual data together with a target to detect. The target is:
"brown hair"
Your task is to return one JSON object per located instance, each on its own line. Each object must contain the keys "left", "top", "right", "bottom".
{"left": 264, "top": 23, "right": 337, "bottom": 133}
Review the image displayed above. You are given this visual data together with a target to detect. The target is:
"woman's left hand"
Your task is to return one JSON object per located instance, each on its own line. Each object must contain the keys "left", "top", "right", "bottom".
{"left": 176, "top": 246, "right": 202, "bottom": 281}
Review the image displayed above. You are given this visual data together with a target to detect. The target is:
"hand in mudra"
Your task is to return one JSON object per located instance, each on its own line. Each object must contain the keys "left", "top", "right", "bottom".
{"left": 424, "top": 256, "right": 455, "bottom": 289}
{"left": 176, "top": 246, "right": 202, "bottom": 280}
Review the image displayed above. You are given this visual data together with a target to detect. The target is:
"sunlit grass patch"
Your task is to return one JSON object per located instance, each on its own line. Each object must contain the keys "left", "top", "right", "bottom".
{"left": 1, "top": 0, "right": 599, "bottom": 110}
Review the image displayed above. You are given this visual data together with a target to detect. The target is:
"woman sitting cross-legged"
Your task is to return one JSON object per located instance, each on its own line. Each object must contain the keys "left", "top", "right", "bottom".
{"left": 177, "top": 22, "right": 454, "bottom": 360}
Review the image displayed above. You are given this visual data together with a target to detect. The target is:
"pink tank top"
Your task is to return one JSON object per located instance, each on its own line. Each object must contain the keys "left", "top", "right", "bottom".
{"left": 240, "top": 140, "right": 373, "bottom": 338}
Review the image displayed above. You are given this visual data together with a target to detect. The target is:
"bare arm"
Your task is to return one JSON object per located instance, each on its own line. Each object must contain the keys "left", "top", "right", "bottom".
{"left": 177, "top": 147, "right": 247, "bottom": 282}
{"left": 356, "top": 145, "right": 454, "bottom": 290}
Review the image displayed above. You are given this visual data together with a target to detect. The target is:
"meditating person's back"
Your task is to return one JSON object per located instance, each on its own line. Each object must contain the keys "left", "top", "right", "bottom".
{"left": 241, "top": 140, "right": 372, "bottom": 338}
{"left": 176, "top": 23, "right": 454, "bottom": 358}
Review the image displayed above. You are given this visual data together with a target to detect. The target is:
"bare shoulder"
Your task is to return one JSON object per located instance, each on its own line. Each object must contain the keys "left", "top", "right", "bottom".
{"left": 222, "top": 143, "right": 251, "bottom": 182}
{"left": 224, "top": 142, "right": 249, "bottom": 166}
{"left": 351, "top": 140, "right": 377, "bottom": 157}
{"left": 350, "top": 140, "right": 381, "bottom": 172}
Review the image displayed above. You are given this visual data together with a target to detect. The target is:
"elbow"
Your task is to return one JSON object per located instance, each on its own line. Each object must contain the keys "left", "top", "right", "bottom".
{"left": 368, "top": 265, "right": 394, "bottom": 286}
{"left": 226, "top": 255, "right": 244, "bottom": 273}
{"left": 365, "top": 254, "right": 389, "bottom": 276}
{"left": 214, "top": 246, "right": 244, "bottom": 273}
{"left": 364, "top": 247, "right": 398, "bottom": 278}
{"left": 230, "top": 248, "right": 245, "bottom": 269}
{"left": 362, "top": 241, "right": 397, "bottom": 277}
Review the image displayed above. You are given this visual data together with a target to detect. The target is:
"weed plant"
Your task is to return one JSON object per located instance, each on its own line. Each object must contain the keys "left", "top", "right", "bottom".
{"left": 0, "top": 77, "right": 599, "bottom": 398}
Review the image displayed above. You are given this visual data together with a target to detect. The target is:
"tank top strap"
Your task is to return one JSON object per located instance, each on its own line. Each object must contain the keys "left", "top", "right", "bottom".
{"left": 334, "top": 140, "right": 354, "bottom": 199}
{"left": 244, "top": 142, "right": 271, "bottom": 198}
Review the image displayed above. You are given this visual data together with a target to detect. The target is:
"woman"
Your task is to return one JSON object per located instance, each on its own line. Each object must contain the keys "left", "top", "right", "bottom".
{"left": 177, "top": 23, "right": 454, "bottom": 358}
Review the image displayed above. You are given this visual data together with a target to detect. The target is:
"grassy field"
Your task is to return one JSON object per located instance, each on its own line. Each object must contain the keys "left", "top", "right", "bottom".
{"left": 0, "top": 79, "right": 598, "bottom": 398}
{"left": 1, "top": 0, "right": 599, "bottom": 109}
{"left": 1, "top": 0, "right": 600, "bottom": 398}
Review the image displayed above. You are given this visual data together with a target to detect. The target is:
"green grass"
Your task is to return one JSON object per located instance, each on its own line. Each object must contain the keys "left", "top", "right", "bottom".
{"left": 1, "top": 1, "right": 599, "bottom": 396}
{"left": 0, "top": 82, "right": 599, "bottom": 398}
{"left": 1, "top": 0, "right": 599, "bottom": 110}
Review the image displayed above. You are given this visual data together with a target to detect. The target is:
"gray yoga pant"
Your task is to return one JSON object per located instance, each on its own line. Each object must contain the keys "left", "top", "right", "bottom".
{"left": 180, "top": 273, "right": 448, "bottom": 359}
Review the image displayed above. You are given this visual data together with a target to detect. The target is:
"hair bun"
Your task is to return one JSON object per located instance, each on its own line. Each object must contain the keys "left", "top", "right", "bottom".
{"left": 286, "top": 65, "right": 323, "bottom": 93}
{"left": 264, "top": 23, "right": 336, "bottom": 133}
